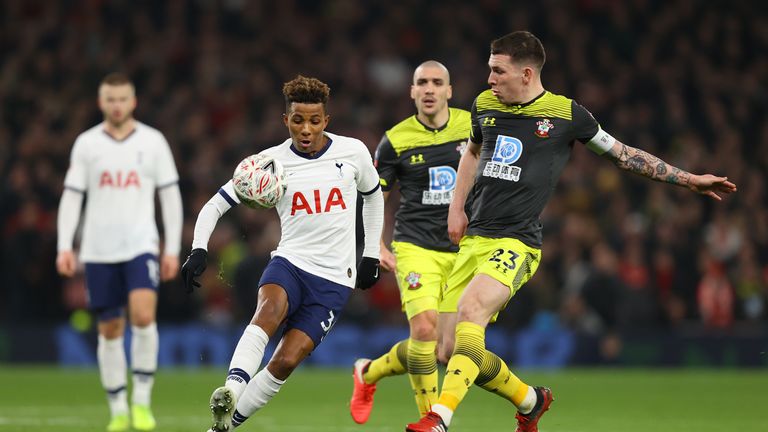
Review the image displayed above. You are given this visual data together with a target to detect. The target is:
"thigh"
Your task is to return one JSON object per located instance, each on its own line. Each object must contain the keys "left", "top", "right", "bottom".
{"left": 252, "top": 284, "right": 290, "bottom": 336}
{"left": 457, "top": 273, "right": 512, "bottom": 326}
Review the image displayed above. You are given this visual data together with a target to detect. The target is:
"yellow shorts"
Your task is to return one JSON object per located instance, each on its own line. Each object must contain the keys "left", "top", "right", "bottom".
{"left": 440, "top": 235, "right": 541, "bottom": 320}
{"left": 391, "top": 241, "right": 458, "bottom": 320}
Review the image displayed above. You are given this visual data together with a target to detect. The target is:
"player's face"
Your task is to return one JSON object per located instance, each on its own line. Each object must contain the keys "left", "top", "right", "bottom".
{"left": 411, "top": 65, "right": 451, "bottom": 117}
{"left": 283, "top": 103, "right": 330, "bottom": 154}
{"left": 98, "top": 83, "right": 137, "bottom": 127}
{"left": 487, "top": 54, "right": 526, "bottom": 104}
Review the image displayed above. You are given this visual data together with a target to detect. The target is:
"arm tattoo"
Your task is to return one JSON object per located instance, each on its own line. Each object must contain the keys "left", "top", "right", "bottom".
{"left": 604, "top": 142, "right": 690, "bottom": 186}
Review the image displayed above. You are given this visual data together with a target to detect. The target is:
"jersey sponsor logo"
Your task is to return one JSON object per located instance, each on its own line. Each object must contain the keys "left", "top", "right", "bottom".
{"left": 422, "top": 166, "right": 456, "bottom": 205}
{"left": 290, "top": 187, "right": 347, "bottom": 215}
{"left": 483, "top": 135, "right": 523, "bottom": 182}
{"left": 410, "top": 154, "right": 425, "bottom": 165}
{"left": 405, "top": 272, "right": 422, "bottom": 289}
{"left": 535, "top": 118, "right": 554, "bottom": 138}
{"left": 99, "top": 170, "right": 141, "bottom": 188}
{"left": 482, "top": 117, "right": 496, "bottom": 126}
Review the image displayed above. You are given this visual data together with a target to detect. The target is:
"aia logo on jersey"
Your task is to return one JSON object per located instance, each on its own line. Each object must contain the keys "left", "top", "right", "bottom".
{"left": 290, "top": 187, "right": 346, "bottom": 215}
{"left": 405, "top": 272, "right": 422, "bottom": 290}
{"left": 535, "top": 119, "right": 554, "bottom": 138}
{"left": 99, "top": 170, "right": 140, "bottom": 188}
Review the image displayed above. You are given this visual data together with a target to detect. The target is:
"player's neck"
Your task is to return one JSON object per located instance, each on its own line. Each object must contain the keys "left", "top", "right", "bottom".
{"left": 103, "top": 118, "right": 136, "bottom": 141}
{"left": 516, "top": 83, "right": 546, "bottom": 105}
{"left": 416, "top": 109, "right": 449, "bottom": 130}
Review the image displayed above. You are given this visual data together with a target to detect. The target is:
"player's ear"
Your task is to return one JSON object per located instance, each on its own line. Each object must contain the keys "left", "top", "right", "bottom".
{"left": 446, "top": 84, "right": 453, "bottom": 100}
{"left": 323, "top": 114, "right": 330, "bottom": 128}
{"left": 282, "top": 113, "right": 289, "bottom": 127}
{"left": 522, "top": 66, "right": 534, "bottom": 84}
{"left": 410, "top": 85, "right": 417, "bottom": 101}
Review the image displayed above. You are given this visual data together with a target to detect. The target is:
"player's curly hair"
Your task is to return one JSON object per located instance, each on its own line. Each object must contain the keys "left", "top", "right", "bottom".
{"left": 491, "top": 31, "right": 546, "bottom": 70}
{"left": 282, "top": 75, "right": 330, "bottom": 112}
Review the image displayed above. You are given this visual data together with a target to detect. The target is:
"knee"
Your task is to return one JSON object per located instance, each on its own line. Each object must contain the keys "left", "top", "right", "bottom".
{"left": 130, "top": 309, "right": 155, "bottom": 327}
{"left": 255, "top": 298, "right": 286, "bottom": 323}
{"left": 99, "top": 319, "right": 124, "bottom": 339}
{"left": 410, "top": 321, "right": 437, "bottom": 342}
{"left": 457, "top": 295, "right": 485, "bottom": 322}
{"left": 267, "top": 352, "right": 303, "bottom": 380}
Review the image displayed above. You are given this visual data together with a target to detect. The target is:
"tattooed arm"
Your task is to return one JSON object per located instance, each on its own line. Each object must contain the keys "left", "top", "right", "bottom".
{"left": 602, "top": 140, "right": 737, "bottom": 200}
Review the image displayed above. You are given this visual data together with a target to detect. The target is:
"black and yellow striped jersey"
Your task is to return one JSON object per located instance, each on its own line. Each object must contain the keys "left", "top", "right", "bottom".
{"left": 375, "top": 107, "right": 471, "bottom": 252}
{"left": 467, "top": 90, "right": 600, "bottom": 247}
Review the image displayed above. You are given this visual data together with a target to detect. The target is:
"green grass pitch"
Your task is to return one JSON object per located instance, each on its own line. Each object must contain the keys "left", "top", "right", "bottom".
{"left": 0, "top": 367, "right": 766, "bottom": 431}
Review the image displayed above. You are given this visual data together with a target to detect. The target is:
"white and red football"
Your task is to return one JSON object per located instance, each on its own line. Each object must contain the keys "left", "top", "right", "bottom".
{"left": 232, "top": 153, "right": 287, "bottom": 209}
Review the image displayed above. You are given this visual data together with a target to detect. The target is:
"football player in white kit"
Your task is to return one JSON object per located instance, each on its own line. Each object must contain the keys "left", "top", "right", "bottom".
{"left": 56, "top": 73, "right": 183, "bottom": 432}
{"left": 181, "top": 75, "right": 384, "bottom": 432}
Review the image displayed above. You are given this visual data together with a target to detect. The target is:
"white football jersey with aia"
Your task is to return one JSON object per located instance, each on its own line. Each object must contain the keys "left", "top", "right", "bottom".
{"left": 63, "top": 122, "right": 179, "bottom": 263}
{"left": 221, "top": 132, "right": 379, "bottom": 287}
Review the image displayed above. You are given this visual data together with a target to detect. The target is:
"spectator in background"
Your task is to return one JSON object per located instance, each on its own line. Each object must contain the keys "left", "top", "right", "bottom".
{"left": 0, "top": 0, "right": 764, "bottom": 344}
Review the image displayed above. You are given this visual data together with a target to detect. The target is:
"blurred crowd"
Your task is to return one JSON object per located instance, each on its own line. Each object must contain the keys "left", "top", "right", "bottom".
{"left": 1, "top": 0, "right": 766, "bottom": 341}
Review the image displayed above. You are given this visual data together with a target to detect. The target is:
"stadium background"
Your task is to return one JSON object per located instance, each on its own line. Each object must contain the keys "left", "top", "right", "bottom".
{"left": 1, "top": 0, "right": 767, "bottom": 371}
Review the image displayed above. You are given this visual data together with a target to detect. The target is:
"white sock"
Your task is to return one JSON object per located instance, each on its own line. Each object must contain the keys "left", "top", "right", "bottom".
{"left": 98, "top": 335, "right": 128, "bottom": 417}
{"left": 431, "top": 404, "right": 454, "bottom": 426}
{"left": 131, "top": 323, "right": 158, "bottom": 406}
{"left": 234, "top": 369, "right": 285, "bottom": 420}
{"left": 518, "top": 386, "right": 537, "bottom": 414}
{"left": 226, "top": 325, "right": 270, "bottom": 399}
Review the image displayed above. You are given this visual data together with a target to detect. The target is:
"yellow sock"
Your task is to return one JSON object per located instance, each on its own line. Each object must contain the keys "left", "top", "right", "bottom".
{"left": 363, "top": 339, "right": 408, "bottom": 384}
{"left": 475, "top": 350, "right": 528, "bottom": 406}
{"left": 407, "top": 338, "right": 438, "bottom": 416}
{"left": 437, "top": 321, "right": 485, "bottom": 411}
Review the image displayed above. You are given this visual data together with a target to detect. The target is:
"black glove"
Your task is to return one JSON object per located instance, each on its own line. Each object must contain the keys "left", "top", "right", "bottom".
{"left": 356, "top": 257, "right": 380, "bottom": 290}
{"left": 181, "top": 248, "right": 208, "bottom": 293}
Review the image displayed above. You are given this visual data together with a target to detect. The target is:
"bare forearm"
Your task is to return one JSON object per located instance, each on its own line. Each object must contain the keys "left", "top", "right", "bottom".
{"left": 603, "top": 140, "right": 691, "bottom": 187}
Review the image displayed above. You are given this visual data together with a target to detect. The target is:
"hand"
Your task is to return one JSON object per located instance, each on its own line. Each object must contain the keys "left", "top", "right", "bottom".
{"left": 356, "top": 257, "right": 380, "bottom": 290}
{"left": 688, "top": 174, "right": 737, "bottom": 201}
{"left": 181, "top": 248, "right": 207, "bottom": 293}
{"left": 160, "top": 254, "right": 180, "bottom": 282}
{"left": 447, "top": 205, "right": 468, "bottom": 245}
{"left": 379, "top": 247, "right": 396, "bottom": 272}
{"left": 56, "top": 250, "right": 77, "bottom": 277}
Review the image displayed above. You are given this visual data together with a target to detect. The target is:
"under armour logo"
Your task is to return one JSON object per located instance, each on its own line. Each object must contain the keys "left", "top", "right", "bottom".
{"left": 410, "top": 154, "right": 425, "bottom": 164}
{"left": 483, "top": 117, "right": 496, "bottom": 126}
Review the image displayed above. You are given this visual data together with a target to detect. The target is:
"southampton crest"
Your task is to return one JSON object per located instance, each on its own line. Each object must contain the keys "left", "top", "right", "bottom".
{"left": 405, "top": 272, "right": 422, "bottom": 290}
{"left": 535, "top": 119, "right": 554, "bottom": 138}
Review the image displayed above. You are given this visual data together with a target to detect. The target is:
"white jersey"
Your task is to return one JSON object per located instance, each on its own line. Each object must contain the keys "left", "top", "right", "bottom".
{"left": 221, "top": 132, "right": 379, "bottom": 287}
{"left": 63, "top": 121, "right": 179, "bottom": 263}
